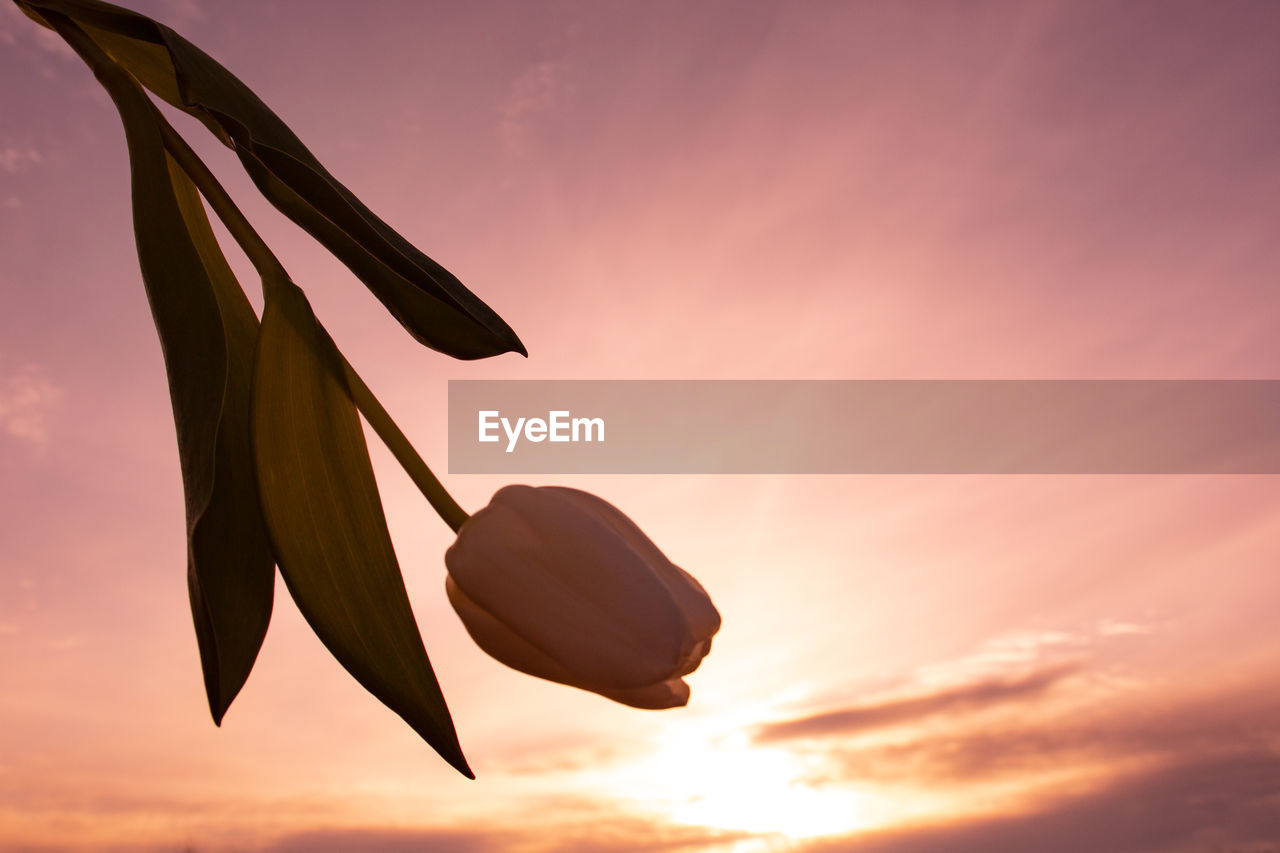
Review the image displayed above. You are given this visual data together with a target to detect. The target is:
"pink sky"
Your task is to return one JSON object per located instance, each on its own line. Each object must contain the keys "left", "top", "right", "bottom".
{"left": 3, "top": 1, "right": 1280, "bottom": 850}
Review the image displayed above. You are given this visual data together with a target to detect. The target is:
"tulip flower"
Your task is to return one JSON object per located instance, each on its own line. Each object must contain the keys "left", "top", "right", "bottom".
{"left": 445, "top": 485, "right": 720, "bottom": 709}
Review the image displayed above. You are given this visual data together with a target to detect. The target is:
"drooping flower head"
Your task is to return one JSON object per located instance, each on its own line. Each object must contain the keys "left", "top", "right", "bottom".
{"left": 446, "top": 485, "right": 720, "bottom": 709}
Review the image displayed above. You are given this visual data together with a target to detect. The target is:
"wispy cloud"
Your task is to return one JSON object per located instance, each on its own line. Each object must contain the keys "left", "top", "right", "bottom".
{"left": 264, "top": 820, "right": 749, "bottom": 853}
{"left": 756, "top": 661, "right": 1081, "bottom": 743}
{"left": 30, "top": 26, "right": 75, "bottom": 60}
{"left": 799, "top": 746, "right": 1280, "bottom": 853}
{"left": 266, "top": 827, "right": 503, "bottom": 853}
{"left": 1096, "top": 619, "right": 1152, "bottom": 637}
{"left": 0, "top": 2, "right": 25, "bottom": 46}
{"left": 759, "top": 622, "right": 1147, "bottom": 745}
{"left": 0, "top": 2, "right": 73, "bottom": 59}
{"left": 499, "top": 59, "right": 570, "bottom": 155}
{"left": 775, "top": 658, "right": 1280, "bottom": 852}
{"left": 0, "top": 145, "right": 44, "bottom": 174}
{"left": 824, "top": 680, "right": 1280, "bottom": 786}
{"left": 0, "top": 364, "right": 61, "bottom": 445}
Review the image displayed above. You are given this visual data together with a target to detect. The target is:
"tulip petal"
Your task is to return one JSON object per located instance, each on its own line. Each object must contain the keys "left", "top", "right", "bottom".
{"left": 447, "top": 486, "right": 692, "bottom": 689}
{"left": 529, "top": 487, "right": 722, "bottom": 654}
{"left": 46, "top": 12, "right": 275, "bottom": 724}
{"left": 19, "top": 0, "right": 525, "bottom": 360}
{"left": 447, "top": 578, "right": 690, "bottom": 710}
{"left": 445, "top": 577, "right": 581, "bottom": 687}
{"left": 597, "top": 679, "right": 691, "bottom": 711}
{"left": 251, "top": 278, "right": 470, "bottom": 777}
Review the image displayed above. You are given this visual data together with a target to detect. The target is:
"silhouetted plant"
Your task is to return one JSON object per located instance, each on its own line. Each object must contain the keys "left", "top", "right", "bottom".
{"left": 15, "top": 0, "right": 718, "bottom": 778}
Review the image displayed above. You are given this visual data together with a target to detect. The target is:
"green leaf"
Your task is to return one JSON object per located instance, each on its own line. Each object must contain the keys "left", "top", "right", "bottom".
{"left": 48, "top": 12, "right": 276, "bottom": 723}
{"left": 165, "top": 151, "right": 277, "bottom": 725}
{"left": 20, "top": 0, "right": 526, "bottom": 361}
{"left": 250, "top": 278, "right": 471, "bottom": 778}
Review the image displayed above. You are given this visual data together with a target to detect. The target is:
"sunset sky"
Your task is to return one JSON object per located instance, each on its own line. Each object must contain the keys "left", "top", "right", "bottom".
{"left": 3, "top": 1, "right": 1280, "bottom": 851}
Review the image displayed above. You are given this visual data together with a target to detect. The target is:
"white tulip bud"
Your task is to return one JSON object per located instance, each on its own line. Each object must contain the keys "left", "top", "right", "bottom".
{"left": 445, "top": 486, "right": 720, "bottom": 709}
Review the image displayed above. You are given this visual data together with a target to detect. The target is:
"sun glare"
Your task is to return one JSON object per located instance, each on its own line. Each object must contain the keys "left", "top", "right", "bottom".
{"left": 608, "top": 717, "right": 890, "bottom": 845}
{"left": 663, "top": 742, "right": 863, "bottom": 839}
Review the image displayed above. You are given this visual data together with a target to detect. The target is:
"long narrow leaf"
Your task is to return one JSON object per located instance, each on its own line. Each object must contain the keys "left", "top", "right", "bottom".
{"left": 45, "top": 12, "right": 276, "bottom": 722}
{"left": 164, "top": 151, "right": 276, "bottom": 724}
{"left": 19, "top": 0, "right": 525, "bottom": 361}
{"left": 251, "top": 278, "right": 471, "bottom": 777}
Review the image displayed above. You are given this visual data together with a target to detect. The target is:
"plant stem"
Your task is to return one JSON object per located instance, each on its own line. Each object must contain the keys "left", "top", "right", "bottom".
{"left": 171, "top": 121, "right": 471, "bottom": 528}
{"left": 340, "top": 356, "right": 471, "bottom": 533}
{"left": 152, "top": 108, "right": 468, "bottom": 531}
{"left": 155, "top": 121, "right": 289, "bottom": 287}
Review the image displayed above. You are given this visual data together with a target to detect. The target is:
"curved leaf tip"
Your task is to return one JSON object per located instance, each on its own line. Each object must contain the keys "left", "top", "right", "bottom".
{"left": 21, "top": 0, "right": 525, "bottom": 361}
{"left": 251, "top": 278, "right": 471, "bottom": 777}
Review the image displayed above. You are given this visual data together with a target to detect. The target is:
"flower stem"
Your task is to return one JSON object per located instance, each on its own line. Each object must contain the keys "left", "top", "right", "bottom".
{"left": 172, "top": 121, "right": 470, "bottom": 528}
{"left": 155, "top": 120, "right": 290, "bottom": 288}
{"left": 339, "top": 357, "right": 471, "bottom": 533}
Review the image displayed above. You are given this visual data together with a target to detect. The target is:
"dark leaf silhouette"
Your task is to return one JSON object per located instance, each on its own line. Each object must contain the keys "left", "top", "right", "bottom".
{"left": 251, "top": 278, "right": 471, "bottom": 777}
{"left": 20, "top": 0, "right": 525, "bottom": 360}
{"left": 42, "top": 10, "right": 276, "bottom": 723}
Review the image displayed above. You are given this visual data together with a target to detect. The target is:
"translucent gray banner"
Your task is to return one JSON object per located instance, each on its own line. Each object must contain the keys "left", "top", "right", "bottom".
{"left": 446, "top": 380, "right": 1280, "bottom": 474}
